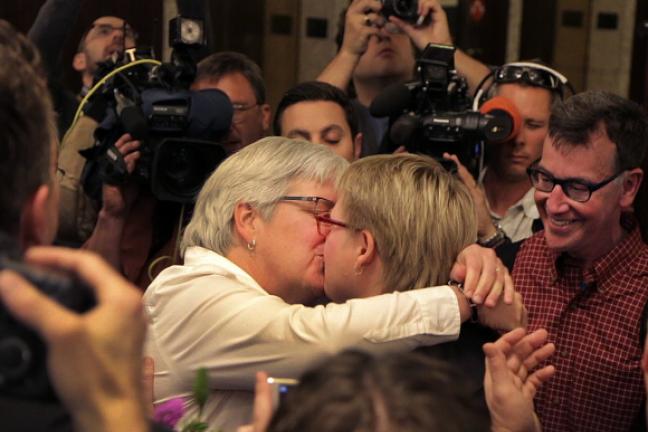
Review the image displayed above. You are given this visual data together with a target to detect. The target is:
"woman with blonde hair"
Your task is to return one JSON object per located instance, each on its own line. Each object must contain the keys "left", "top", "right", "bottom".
{"left": 318, "top": 152, "right": 525, "bottom": 421}
{"left": 321, "top": 153, "right": 480, "bottom": 301}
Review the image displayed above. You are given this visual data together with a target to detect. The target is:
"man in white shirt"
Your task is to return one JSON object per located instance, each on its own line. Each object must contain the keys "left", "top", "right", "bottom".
{"left": 144, "top": 137, "right": 523, "bottom": 430}
{"left": 447, "top": 62, "right": 570, "bottom": 246}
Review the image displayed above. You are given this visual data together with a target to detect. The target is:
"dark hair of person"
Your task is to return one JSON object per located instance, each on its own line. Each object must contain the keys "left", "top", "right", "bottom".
{"left": 0, "top": 25, "right": 54, "bottom": 234}
{"left": 76, "top": 18, "right": 138, "bottom": 53}
{"left": 549, "top": 90, "right": 648, "bottom": 241}
{"left": 273, "top": 81, "right": 359, "bottom": 137}
{"left": 195, "top": 51, "right": 266, "bottom": 104}
{"left": 268, "top": 350, "right": 490, "bottom": 432}
{"left": 549, "top": 90, "right": 648, "bottom": 171}
{"left": 0, "top": 20, "right": 46, "bottom": 78}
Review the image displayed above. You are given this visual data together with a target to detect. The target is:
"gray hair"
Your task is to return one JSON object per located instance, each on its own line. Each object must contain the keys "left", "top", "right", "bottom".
{"left": 181, "top": 136, "right": 349, "bottom": 255}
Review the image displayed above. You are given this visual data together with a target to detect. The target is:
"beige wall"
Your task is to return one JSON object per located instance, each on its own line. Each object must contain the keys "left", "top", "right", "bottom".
{"left": 506, "top": 0, "right": 523, "bottom": 62}
{"left": 586, "top": 0, "right": 636, "bottom": 95}
{"left": 263, "top": 0, "right": 301, "bottom": 109}
{"left": 553, "top": 0, "right": 592, "bottom": 92}
{"left": 551, "top": 0, "right": 636, "bottom": 96}
{"left": 297, "top": 0, "right": 348, "bottom": 81}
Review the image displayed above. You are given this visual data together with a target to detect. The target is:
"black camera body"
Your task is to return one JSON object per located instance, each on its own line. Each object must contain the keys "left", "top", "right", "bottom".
{"left": 0, "top": 236, "right": 95, "bottom": 400}
{"left": 82, "top": 17, "right": 233, "bottom": 204}
{"left": 372, "top": 44, "right": 514, "bottom": 177}
{"left": 380, "top": 0, "right": 419, "bottom": 23}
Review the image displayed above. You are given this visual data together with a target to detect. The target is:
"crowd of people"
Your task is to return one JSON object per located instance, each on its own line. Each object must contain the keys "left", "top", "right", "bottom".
{"left": 1, "top": 0, "right": 648, "bottom": 431}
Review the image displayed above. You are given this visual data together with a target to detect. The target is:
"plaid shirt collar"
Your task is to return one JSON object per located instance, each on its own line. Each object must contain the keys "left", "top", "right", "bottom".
{"left": 545, "top": 216, "right": 644, "bottom": 292}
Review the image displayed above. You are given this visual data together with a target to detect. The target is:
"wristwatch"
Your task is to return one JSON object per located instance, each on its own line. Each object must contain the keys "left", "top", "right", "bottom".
{"left": 477, "top": 224, "right": 509, "bottom": 248}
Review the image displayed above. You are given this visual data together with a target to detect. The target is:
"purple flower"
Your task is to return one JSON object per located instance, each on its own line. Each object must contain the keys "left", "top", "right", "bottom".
{"left": 154, "top": 397, "right": 187, "bottom": 429}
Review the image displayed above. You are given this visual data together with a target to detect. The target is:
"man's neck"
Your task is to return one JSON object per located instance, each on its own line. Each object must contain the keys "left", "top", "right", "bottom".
{"left": 353, "top": 75, "right": 408, "bottom": 107}
{"left": 82, "top": 72, "right": 94, "bottom": 93}
{"left": 483, "top": 169, "right": 532, "bottom": 217}
{"left": 567, "top": 223, "right": 629, "bottom": 270}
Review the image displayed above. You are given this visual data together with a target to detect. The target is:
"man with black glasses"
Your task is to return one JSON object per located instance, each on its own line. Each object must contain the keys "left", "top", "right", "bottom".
{"left": 447, "top": 61, "right": 572, "bottom": 246}
{"left": 72, "top": 16, "right": 138, "bottom": 96}
{"left": 513, "top": 90, "right": 648, "bottom": 432}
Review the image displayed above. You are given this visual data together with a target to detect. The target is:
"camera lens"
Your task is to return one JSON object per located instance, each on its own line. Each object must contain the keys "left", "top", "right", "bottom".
{"left": 153, "top": 138, "right": 227, "bottom": 202}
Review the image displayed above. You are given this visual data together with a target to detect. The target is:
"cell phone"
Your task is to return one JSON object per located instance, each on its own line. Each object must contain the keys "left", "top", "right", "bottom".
{"left": 267, "top": 376, "right": 298, "bottom": 410}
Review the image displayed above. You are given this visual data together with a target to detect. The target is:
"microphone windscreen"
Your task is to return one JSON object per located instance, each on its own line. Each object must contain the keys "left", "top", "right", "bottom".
{"left": 389, "top": 114, "right": 420, "bottom": 146}
{"left": 189, "top": 89, "right": 234, "bottom": 140}
{"left": 370, "top": 82, "right": 412, "bottom": 117}
{"left": 479, "top": 96, "right": 522, "bottom": 141}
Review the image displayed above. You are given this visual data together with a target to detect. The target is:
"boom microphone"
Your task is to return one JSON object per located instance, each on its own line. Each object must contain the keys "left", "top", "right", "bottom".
{"left": 389, "top": 114, "right": 421, "bottom": 145}
{"left": 369, "top": 81, "right": 418, "bottom": 117}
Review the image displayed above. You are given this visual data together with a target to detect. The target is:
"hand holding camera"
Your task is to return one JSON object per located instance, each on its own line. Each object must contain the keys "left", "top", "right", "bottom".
{"left": 100, "top": 133, "right": 142, "bottom": 220}
{"left": 385, "top": 0, "right": 453, "bottom": 50}
{"left": 0, "top": 247, "right": 148, "bottom": 431}
{"left": 340, "top": 0, "right": 383, "bottom": 58}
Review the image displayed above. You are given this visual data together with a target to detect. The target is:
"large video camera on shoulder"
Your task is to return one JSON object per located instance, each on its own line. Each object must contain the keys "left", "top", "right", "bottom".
{"left": 370, "top": 44, "right": 519, "bottom": 177}
{"left": 82, "top": 17, "right": 233, "bottom": 204}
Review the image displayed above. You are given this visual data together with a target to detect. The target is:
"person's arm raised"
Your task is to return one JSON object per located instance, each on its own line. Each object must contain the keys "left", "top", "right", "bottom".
{"left": 388, "top": 0, "right": 491, "bottom": 96}
{"left": 317, "top": 0, "right": 382, "bottom": 91}
{"left": 82, "top": 133, "right": 141, "bottom": 270}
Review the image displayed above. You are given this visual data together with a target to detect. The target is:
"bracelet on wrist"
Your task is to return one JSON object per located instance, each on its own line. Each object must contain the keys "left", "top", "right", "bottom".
{"left": 448, "top": 279, "right": 479, "bottom": 323}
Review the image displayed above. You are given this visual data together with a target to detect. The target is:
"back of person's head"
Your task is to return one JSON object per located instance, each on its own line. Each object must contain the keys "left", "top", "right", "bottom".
{"left": 181, "top": 137, "right": 348, "bottom": 255}
{"left": 273, "top": 81, "right": 359, "bottom": 137}
{"left": 549, "top": 90, "right": 648, "bottom": 172}
{"left": 0, "top": 20, "right": 45, "bottom": 79}
{"left": 269, "top": 350, "right": 490, "bottom": 432}
{"left": 0, "top": 24, "right": 55, "bottom": 236}
{"left": 337, "top": 154, "right": 476, "bottom": 291}
{"left": 195, "top": 51, "right": 266, "bottom": 104}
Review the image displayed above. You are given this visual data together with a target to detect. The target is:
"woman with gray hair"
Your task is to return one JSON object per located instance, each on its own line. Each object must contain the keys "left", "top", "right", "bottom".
{"left": 144, "top": 137, "right": 518, "bottom": 431}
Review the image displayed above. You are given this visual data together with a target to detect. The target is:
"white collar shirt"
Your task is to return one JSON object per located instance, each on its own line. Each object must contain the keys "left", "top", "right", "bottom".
{"left": 479, "top": 168, "right": 539, "bottom": 243}
{"left": 144, "top": 246, "right": 462, "bottom": 431}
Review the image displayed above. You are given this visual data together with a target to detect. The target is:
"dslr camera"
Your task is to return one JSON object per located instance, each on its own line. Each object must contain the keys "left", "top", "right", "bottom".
{"left": 380, "top": 0, "right": 419, "bottom": 22}
{"left": 82, "top": 16, "right": 233, "bottom": 204}
{"left": 0, "top": 234, "right": 95, "bottom": 400}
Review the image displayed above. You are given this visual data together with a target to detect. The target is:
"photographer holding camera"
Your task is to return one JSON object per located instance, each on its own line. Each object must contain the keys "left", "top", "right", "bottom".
{"left": 318, "top": 0, "right": 490, "bottom": 156}
{"left": 0, "top": 23, "right": 154, "bottom": 432}
{"left": 56, "top": 18, "right": 240, "bottom": 289}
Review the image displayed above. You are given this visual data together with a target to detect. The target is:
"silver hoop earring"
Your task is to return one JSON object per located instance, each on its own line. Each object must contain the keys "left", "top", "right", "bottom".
{"left": 247, "top": 239, "right": 256, "bottom": 251}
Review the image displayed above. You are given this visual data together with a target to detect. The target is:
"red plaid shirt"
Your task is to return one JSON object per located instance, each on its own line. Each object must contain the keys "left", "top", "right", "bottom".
{"left": 513, "top": 226, "right": 648, "bottom": 432}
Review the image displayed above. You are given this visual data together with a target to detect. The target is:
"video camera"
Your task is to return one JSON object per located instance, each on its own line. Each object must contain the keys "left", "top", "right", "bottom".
{"left": 370, "top": 44, "right": 519, "bottom": 177}
{"left": 81, "top": 17, "right": 233, "bottom": 204}
{"left": 0, "top": 233, "right": 95, "bottom": 400}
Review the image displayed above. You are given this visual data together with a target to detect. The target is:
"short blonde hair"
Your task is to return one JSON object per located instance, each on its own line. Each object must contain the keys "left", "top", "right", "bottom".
{"left": 337, "top": 154, "right": 477, "bottom": 291}
{"left": 181, "top": 136, "right": 349, "bottom": 255}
